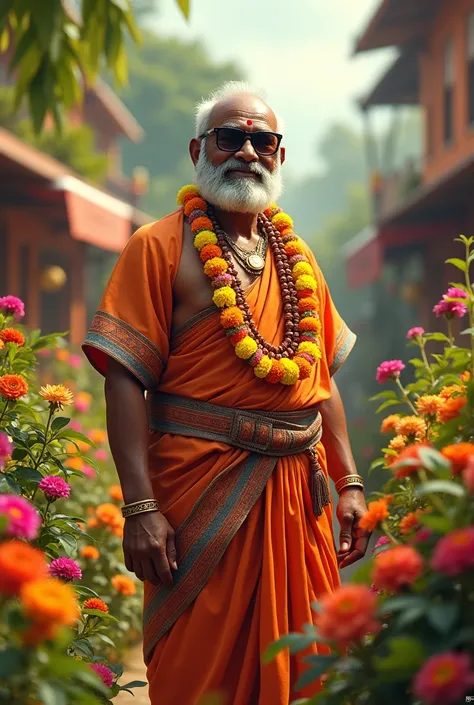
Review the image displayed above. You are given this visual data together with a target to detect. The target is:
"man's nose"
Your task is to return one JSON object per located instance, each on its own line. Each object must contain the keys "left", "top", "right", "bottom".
{"left": 235, "top": 137, "right": 258, "bottom": 162}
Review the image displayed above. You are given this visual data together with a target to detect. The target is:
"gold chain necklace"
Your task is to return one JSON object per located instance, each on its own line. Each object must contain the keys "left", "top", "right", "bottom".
{"left": 222, "top": 226, "right": 268, "bottom": 274}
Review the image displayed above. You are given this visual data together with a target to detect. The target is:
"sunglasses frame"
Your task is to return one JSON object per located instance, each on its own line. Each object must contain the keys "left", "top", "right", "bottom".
{"left": 199, "top": 126, "right": 283, "bottom": 156}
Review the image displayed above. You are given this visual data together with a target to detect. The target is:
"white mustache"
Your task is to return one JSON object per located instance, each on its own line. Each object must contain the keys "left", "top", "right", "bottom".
{"left": 220, "top": 158, "right": 267, "bottom": 178}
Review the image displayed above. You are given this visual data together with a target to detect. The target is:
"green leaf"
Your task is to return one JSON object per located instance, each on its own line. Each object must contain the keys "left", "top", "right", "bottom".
{"left": 417, "top": 446, "right": 451, "bottom": 472}
{"left": 58, "top": 429, "right": 94, "bottom": 445}
{"left": 30, "top": 0, "right": 62, "bottom": 50}
{"left": 427, "top": 602, "right": 459, "bottom": 634}
{"left": 461, "top": 327, "right": 474, "bottom": 335}
{"left": 373, "top": 636, "right": 425, "bottom": 674}
{"left": 0, "top": 647, "right": 25, "bottom": 677}
{"left": 416, "top": 480, "right": 465, "bottom": 498}
{"left": 0, "top": 473, "right": 22, "bottom": 494}
{"left": 418, "top": 514, "right": 451, "bottom": 532}
{"left": 52, "top": 416, "right": 70, "bottom": 433}
{"left": 262, "top": 634, "right": 315, "bottom": 664}
{"left": 12, "top": 466, "right": 43, "bottom": 483}
{"left": 296, "top": 656, "right": 339, "bottom": 690}
{"left": 349, "top": 558, "right": 373, "bottom": 585}
{"left": 424, "top": 332, "right": 451, "bottom": 343}
{"left": 121, "top": 680, "right": 148, "bottom": 689}
{"left": 376, "top": 399, "right": 403, "bottom": 414}
{"left": 83, "top": 608, "right": 119, "bottom": 623}
{"left": 175, "top": 0, "right": 190, "bottom": 19}
{"left": 58, "top": 533, "right": 77, "bottom": 556}
{"left": 28, "top": 62, "right": 52, "bottom": 133}
{"left": 97, "top": 633, "right": 116, "bottom": 647}
{"left": 72, "top": 638, "right": 95, "bottom": 659}
{"left": 38, "top": 681, "right": 67, "bottom": 705}
{"left": 369, "top": 390, "right": 399, "bottom": 402}
{"left": 446, "top": 257, "right": 468, "bottom": 272}
{"left": 381, "top": 595, "right": 427, "bottom": 614}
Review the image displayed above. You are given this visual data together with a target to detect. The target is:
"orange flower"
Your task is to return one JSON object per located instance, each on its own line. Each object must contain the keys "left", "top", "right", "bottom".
{"left": 0, "top": 328, "right": 25, "bottom": 346}
{"left": 461, "top": 371, "right": 471, "bottom": 382}
{"left": 395, "top": 416, "right": 427, "bottom": 441}
{"left": 89, "top": 429, "right": 107, "bottom": 445}
{"left": 372, "top": 545, "right": 423, "bottom": 592}
{"left": 220, "top": 306, "right": 244, "bottom": 329}
{"left": 298, "top": 297, "right": 318, "bottom": 314}
{"left": 380, "top": 415, "right": 400, "bottom": 434}
{"left": 199, "top": 244, "right": 222, "bottom": 262}
{"left": 96, "top": 503, "right": 122, "bottom": 527}
{"left": 0, "top": 374, "right": 28, "bottom": 400}
{"left": 298, "top": 317, "right": 321, "bottom": 333}
{"left": 40, "top": 384, "right": 74, "bottom": 408}
{"left": 399, "top": 509, "right": 428, "bottom": 535}
{"left": 111, "top": 575, "right": 136, "bottom": 596}
{"left": 0, "top": 542, "right": 48, "bottom": 595}
{"left": 0, "top": 340, "right": 4, "bottom": 350}
{"left": 437, "top": 395, "right": 467, "bottom": 423}
{"left": 441, "top": 443, "right": 474, "bottom": 475}
{"left": 111, "top": 520, "right": 124, "bottom": 539}
{"left": 21, "top": 578, "right": 79, "bottom": 626}
{"left": 87, "top": 517, "right": 99, "bottom": 529}
{"left": 109, "top": 484, "right": 124, "bottom": 502}
{"left": 80, "top": 545, "right": 100, "bottom": 560}
{"left": 391, "top": 442, "right": 432, "bottom": 479}
{"left": 316, "top": 584, "right": 380, "bottom": 646}
{"left": 65, "top": 456, "right": 84, "bottom": 471}
{"left": 22, "top": 621, "right": 59, "bottom": 646}
{"left": 388, "top": 435, "right": 407, "bottom": 453}
{"left": 359, "top": 497, "right": 391, "bottom": 532}
{"left": 266, "top": 360, "right": 285, "bottom": 384}
{"left": 183, "top": 196, "right": 207, "bottom": 216}
{"left": 84, "top": 597, "right": 109, "bottom": 613}
{"left": 55, "top": 349, "right": 70, "bottom": 362}
{"left": 439, "top": 384, "right": 464, "bottom": 400}
{"left": 190, "top": 216, "right": 213, "bottom": 233}
{"left": 416, "top": 395, "right": 442, "bottom": 417}
{"left": 294, "top": 356, "right": 312, "bottom": 379}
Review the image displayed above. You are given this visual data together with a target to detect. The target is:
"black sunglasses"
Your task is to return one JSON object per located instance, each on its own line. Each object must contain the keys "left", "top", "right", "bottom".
{"left": 199, "top": 126, "right": 282, "bottom": 156}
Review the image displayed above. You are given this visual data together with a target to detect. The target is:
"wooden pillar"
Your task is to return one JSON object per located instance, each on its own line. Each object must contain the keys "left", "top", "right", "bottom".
{"left": 28, "top": 238, "right": 40, "bottom": 330}
{"left": 69, "top": 242, "right": 86, "bottom": 345}
{"left": 5, "top": 212, "right": 19, "bottom": 296}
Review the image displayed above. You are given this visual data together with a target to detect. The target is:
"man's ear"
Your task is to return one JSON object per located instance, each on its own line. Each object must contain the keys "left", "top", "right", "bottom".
{"left": 189, "top": 138, "right": 201, "bottom": 166}
{"left": 280, "top": 146, "right": 286, "bottom": 166}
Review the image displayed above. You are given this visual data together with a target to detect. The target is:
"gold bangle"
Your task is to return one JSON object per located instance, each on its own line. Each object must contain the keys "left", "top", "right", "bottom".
{"left": 121, "top": 499, "right": 159, "bottom": 519}
{"left": 335, "top": 475, "right": 364, "bottom": 494}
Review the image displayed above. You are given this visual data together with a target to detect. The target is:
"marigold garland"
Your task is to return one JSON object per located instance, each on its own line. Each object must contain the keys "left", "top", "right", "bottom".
{"left": 177, "top": 185, "right": 322, "bottom": 385}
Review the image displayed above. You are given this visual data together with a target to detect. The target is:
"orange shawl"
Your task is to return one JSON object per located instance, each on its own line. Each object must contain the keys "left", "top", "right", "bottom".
{"left": 84, "top": 209, "right": 355, "bottom": 705}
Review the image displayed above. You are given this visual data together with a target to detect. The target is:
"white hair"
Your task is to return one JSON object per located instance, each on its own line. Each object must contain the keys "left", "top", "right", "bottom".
{"left": 195, "top": 81, "right": 284, "bottom": 137}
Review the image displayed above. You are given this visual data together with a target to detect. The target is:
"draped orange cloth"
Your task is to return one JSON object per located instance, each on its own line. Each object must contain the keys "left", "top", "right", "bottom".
{"left": 83, "top": 210, "right": 356, "bottom": 705}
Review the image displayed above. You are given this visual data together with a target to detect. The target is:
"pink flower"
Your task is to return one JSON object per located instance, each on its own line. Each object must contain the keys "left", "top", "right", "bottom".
{"left": 376, "top": 359, "right": 405, "bottom": 384}
{"left": 37, "top": 348, "right": 51, "bottom": 358}
{"left": 412, "top": 527, "right": 433, "bottom": 544}
{"left": 407, "top": 327, "right": 425, "bottom": 339}
{"left": 463, "top": 456, "right": 474, "bottom": 494}
{"left": 94, "top": 449, "right": 108, "bottom": 462}
{"left": 433, "top": 289, "right": 468, "bottom": 319}
{"left": 372, "top": 536, "right": 391, "bottom": 553}
{"left": 431, "top": 527, "right": 474, "bottom": 576}
{"left": 49, "top": 557, "right": 82, "bottom": 582}
{"left": 0, "top": 295, "right": 25, "bottom": 319}
{"left": 0, "top": 432, "right": 13, "bottom": 471}
{"left": 446, "top": 287, "right": 468, "bottom": 299}
{"left": 39, "top": 476, "right": 71, "bottom": 500}
{"left": 0, "top": 495, "right": 41, "bottom": 540}
{"left": 413, "top": 652, "right": 474, "bottom": 705}
{"left": 69, "top": 419, "right": 83, "bottom": 432}
{"left": 81, "top": 465, "right": 96, "bottom": 479}
{"left": 74, "top": 399, "right": 89, "bottom": 413}
{"left": 90, "top": 663, "right": 114, "bottom": 688}
{"left": 68, "top": 354, "right": 83, "bottom": 369}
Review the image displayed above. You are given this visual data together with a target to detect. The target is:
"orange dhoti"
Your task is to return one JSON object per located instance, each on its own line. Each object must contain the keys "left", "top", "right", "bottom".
{"left": 83, "top": 210, "right": 356, "bottom": 705}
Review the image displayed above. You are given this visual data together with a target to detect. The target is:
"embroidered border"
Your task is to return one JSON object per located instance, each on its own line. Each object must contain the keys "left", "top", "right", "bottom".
{"left": 84, "top": 311, "right": 164, "bottom": 389}
{"left": 143, "top": 452, "right": 276, "bottom": 663}
{"left": 330, "top": 322, "right": 357, "bottom": 376}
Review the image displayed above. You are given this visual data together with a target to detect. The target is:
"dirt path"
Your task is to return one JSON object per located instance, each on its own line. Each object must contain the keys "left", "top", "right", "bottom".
{"left": 115, "top": 644, "right": 150, "bottom": 705}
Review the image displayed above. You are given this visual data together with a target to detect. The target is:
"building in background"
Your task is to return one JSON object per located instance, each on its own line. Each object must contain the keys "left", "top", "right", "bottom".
{"left": 345, "top": 0, "right": 474, "bottom": 331}
{"left": 0, "top": 53, "right": 151, "bottom": 344}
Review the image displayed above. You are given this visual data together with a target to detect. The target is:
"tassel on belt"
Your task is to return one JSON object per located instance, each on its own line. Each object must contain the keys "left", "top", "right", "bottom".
{"left": 146, "top": 393, "right": 330, "bottom": 517}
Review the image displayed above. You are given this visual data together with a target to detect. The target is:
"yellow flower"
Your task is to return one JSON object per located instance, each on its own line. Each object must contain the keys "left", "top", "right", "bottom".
{"left": 203, "top": 257, "right": 228, "bottom": 278}
{"left": 40, "top": 384, "right": 74, "bottom": 408}
{"left": 212, "top": 286, "right": 236, "bottom": 308}
{"left": 271, "top": 212, "right": 294, "bottom": 231}
{"left": 416, "top": 395, "right": 442, "bottom": 416}
{"left": 176, "top": 184, "right": 199, "bottom": 205}
{"left": 295, "top": 275, "right": 317, "bottom": 292}
{"left": 254, "top": 355, "right": 272, "bottom": 378}
{"left": 193, "top": 230, "right": 217, "bottom": 251}
{"left": 395, "top": 416, "right": 427, "bottom": 440}
{"left": 280, "top": 358, "right": 300, "bottom": 385}
{"left": 297, "top": 341, "right": 321, "bottom": 360}
{"left": 292, "top": 262, "right": 313, "bottom": 278}
{"left": 234, "top": 336, "right": 258, "bottom": 360}
{"left": 388, "top": 435, "right": 407, "bottom": 453}
{"left": 380, "top": 415, "right": 400, "bottom": 434}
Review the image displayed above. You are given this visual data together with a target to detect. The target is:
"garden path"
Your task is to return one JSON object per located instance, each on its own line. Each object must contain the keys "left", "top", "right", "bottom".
{"left": 116, "top": 643, "right": 150, "bottom": 705}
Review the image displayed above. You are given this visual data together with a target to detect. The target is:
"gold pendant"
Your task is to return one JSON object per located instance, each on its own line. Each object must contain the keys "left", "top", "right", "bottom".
{"left": 247, "top": 253, "right": 265, "bottom": 272}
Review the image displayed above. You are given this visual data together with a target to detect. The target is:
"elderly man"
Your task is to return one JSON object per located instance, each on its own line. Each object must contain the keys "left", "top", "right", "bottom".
{"left": 83, "top": 81, "right": 368, "bottom": 705}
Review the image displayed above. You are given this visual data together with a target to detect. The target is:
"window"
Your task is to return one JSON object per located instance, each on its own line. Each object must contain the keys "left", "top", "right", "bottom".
{"left": 467, "top": 11, "right": 474, "bottom": 124}
{"left": 443, "top": 38, "right": 455, "bottom": 144}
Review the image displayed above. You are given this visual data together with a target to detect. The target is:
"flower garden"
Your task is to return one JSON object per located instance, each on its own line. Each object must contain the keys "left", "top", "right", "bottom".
{"left": 0, "top": 297, "right": 144, "bottom": 703}
{"left": 266, "top": 236, "right": 474, "bottom": 704}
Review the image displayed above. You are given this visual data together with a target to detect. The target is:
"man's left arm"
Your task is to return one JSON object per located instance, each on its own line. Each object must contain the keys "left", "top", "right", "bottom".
{"left": 319, "top": 377, "right": 370, "bottom": 568}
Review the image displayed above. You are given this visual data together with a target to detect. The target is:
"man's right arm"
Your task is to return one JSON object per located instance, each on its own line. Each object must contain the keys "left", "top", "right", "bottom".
{"left": 105, "top": 358, "right": 176, "bottom": 587}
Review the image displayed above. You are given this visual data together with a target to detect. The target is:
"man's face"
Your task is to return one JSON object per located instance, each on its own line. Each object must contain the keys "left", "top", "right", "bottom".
{"left": 190, "top": 94, "right": 285, "bottom": 214}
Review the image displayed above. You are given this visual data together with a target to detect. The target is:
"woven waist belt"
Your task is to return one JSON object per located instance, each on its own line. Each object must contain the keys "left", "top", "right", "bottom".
{"left": 146, "top": 393, "right": 329, "bottom": 516}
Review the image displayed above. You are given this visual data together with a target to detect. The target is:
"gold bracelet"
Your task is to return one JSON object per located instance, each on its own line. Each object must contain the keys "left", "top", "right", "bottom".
{"left": 121, "top": 499, "right": 159, "bottom": 519}
{"left": 335, "top": 475, "right": 364, "bottom": 494}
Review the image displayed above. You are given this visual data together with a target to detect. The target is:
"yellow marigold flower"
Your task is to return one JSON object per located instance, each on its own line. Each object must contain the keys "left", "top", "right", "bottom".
{"left": 395, "top": 416, "right": 427, "bottom": 440}
{"left": 254, "top": 355, "right": 272, "bottom": 378}
{"left": 21, "top": 578, "right": 79, "bottom": 626}
{"left": 292, "top": 261, "right": 313, "bottom": 278}
{"left": 212, "top": 286, "right": 236, "bottom": 308}
{"left": 359, "top": 497, "right": 391, "bottom": 532}
{"left": 380, "top": 415, "right": 400, "bottom": 434}
{"left": 109, "top": 484, "right": 124, "bottom": 502}
{"left": 176, "top": 184, "right": 199, "bottom": 205}
{"left": 295, "top": 274, "right": 317, "bottom": 292}
{"left": 388, "top": 435, "right": 408, "bottom": 453}
{"left": 416, "top": 395, "right": 442, "bottom": 416}
{"left": 439, "top": 384, "right": 464, "bottom": 400}
{"left": 272, "top": 212, "right": 294, "bottom": 231}
{"left": 297, "top": 341, "right": 322, "bottom": 360}
{"left": 203, "top": 257, "right": 228, "bottom": 278}
{"left": 40, "top": 384, "right": 74, "bottom": 408}
{"left": 111, "top": 575, "right": 136, "bottom": 596}
{"left": 193, "top": 230, "right": 217, "bottom": 251}
{"left": 235, "top": 336, "right": 258, "bottom": 360}
{"left": 280, "top": 358, "right": 300, "bottom": 385}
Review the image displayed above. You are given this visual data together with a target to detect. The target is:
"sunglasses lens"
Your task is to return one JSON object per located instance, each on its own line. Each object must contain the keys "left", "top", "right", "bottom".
{"left": 253, "top": 132, "right": 279, "bottom": 155}
{"left": 216, "top": 128, "right": 245, "bottom": 152}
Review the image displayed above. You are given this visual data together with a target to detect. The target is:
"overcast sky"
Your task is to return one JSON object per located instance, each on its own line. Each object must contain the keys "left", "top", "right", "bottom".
{"left": 151, "top": 0, "right": 393, "bottom": 176}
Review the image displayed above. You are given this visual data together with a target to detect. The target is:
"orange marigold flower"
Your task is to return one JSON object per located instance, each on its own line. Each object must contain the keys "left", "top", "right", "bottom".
{"left": 391, "top": 442, "right": 432, "bottom": 478}
{"left": 80, "top": 545, "right": 100, "bottom": 560}
{"left": 294, "top": 356, "right": 312, "bottom": 379}
{"left": 89, "top": 429, "right": 107, "bottom": 445}
{"left": 190, "top": 216, "right": 213, "bottom": 233}
{"left": 0, "top": 340, "right": 4, "bottom": 350}
{"left": 461, "top": 371, "right": 471, "bottom": 382}
{"left": 388, "top": 435, "right": 407, "bottom": 453}
{"left": 65, "top": 456, "right": 84, "bottom": 471}
{"left": 22, "top": 621, "right": 59, "bottom": 646}
{"left": 372, "top": 545, "right": 423, "bottom": 592}
{"left": 96, "top": 503, "right": 122, "bottom": 527}
{"left": 40, "top": 384, "right": 74, "bottom": 408}
{"left": 399, "top": 509, "right": 428, "bottom": 535}
{"left": 266, "top": 359, "right": 285, "bottom": 384}
{"left": 84, "top": 597, "right": 109, "bottom": 613}
{"left": 183, "top": 196, "right": 207, "bottom": 216}
{"left": 416, "top": 395, "right": 442, "bottom": 417}
{"left": 203, "top": 257, "right": 228, "bottom": 278}
{"left": 298, "top": 317, "right": 321, "bottom": 333}
{"left": 111, "top": 521, "right": 124, "bottom": 539}
{"left": 395, "top": 416, "right": 427, "bottom": 440}
{"left": 111, "top": 575, "right": 136, "bottom": 596}
{"left": 359, "top": 497, "right": 391, "bottom": 532}
{"left": 0, "top": 541, "right": 48, "bottom": 596}
{"left": 220, "top": 306, "right": 245, "bottom": 329}
{"left": 380, "top": 415, "right": 400, "bottom": 434}
{"left": 441, "top": 443, "right": 474, "bottom": 475}
{"left": 0, "top": 374, "right": 28, "bottom": 400}
{"left": 0, "top": 328, "right": 25, "bottom": 346}
{"left": 316, "top": 584, "right": 380, "bottom": 646}
{"left": 284, "top": 242, "right": 304, "bottom": 257}
{"left": 87, "top": 518, "right": 99, "bottom": 529}
{"left": 55, "top": 349, "right": 69, "bottom": 362}
{"left": 199, "top": 244, "right": 222, "bottom": 262}
{"left": 439, "top": 384, "right": 464, "bottom": 400}
{"left": 298, "top": 297, "right": 318, "bottom": 313}
{"left": 109, "top": 484, "right": 124, "bottom": 502}
{"left": 437, "top": 395, "right": 467, "bottom": 423}
{"left": 21, "top": 578, "right": 79, "bottom": 626}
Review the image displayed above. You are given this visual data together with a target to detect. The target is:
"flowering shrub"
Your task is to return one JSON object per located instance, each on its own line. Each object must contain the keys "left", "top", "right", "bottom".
{"left": 265, "top": 236, "right": 474, "bottom": 704}
{"left": 0, "top": 296, "right": 145, "bottom": 703}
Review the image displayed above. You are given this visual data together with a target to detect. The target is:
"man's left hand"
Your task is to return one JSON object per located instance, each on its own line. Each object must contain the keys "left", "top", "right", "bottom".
{"left": 336, "top": 487, "right": 371, "bottom": 569}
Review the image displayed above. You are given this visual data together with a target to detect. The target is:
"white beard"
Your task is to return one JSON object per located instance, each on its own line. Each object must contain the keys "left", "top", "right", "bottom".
{"left": 195, "top": 150, "right": 283, "bottom": 214}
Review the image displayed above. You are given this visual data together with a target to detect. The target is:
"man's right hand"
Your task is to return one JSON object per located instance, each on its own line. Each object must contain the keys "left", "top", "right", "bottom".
{"left": 123, "top": 511, "right": 177, "bottom": 588}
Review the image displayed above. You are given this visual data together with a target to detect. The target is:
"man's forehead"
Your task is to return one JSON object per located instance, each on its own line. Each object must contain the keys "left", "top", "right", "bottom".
{"left": 209, "top": 95, "right": 278, "bottom": 130}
